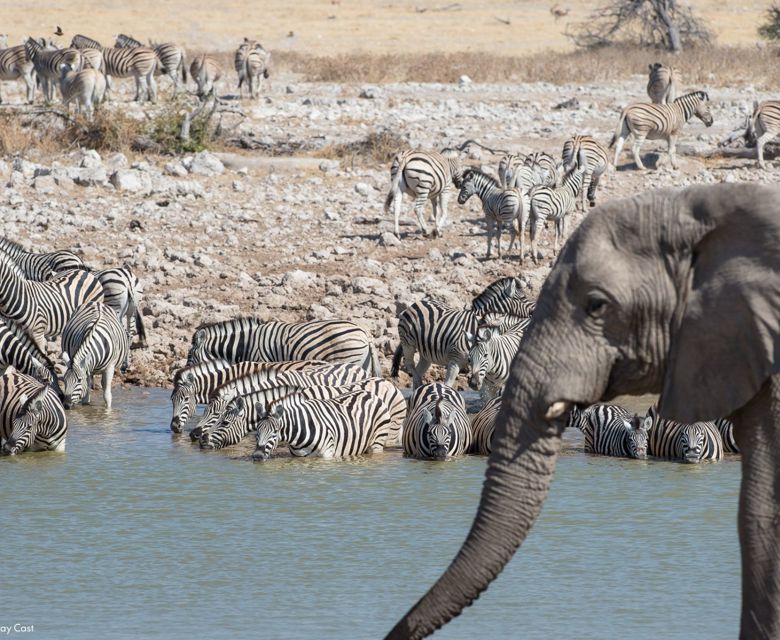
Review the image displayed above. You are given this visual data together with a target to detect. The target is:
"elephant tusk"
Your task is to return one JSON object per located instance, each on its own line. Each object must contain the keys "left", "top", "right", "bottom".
{"left": 544, "top": 401, "right": 571, "bottom": 420}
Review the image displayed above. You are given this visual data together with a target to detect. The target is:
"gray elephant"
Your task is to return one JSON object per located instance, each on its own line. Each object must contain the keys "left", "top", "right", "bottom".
{"left": 386, "top": 183, "right": 780, "bottom": 639}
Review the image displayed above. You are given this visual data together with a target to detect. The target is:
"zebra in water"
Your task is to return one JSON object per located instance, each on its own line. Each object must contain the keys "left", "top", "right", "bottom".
{"left": 115, "top": 34, "right": 186, "bottom": 97}
{"left": 252, "top": 389, "right": 392, "bottom": 460}
{"left": 384, "top": 149, "right": 463, "bottom": 238}
{"left": 61, "top": 302, "right": 129, "bottom": 409}
{"left": 640, "top": 404, "right": 724, "bottom": 463}
{"left": 186, "top": 317, "right": 379, "bottom": 374}
{"left": 467, "top": 321, "right": 530, "bottom": 402}
{"left": 610, "top": 91, "right": 713, "bottom": 170}
{"left": 0, "top": 43, "right": 35, "bottom": 103}
{"left": 190, "top": 54, "right": 223, "bottom": 99}
{"left": 0, "top": 252, "right": 104, "bottom": 352}
{"left": 714, "top": 417, "right": 738, "bottom": 453}
{"left": 457, "top": 169, "right": 523, "bottom": 259}
{"left": 0, "top": 237, "right": 83, "bottom": 280}
{"left": 497, "top": 152, "right": 527, "bottom": 188}
{"left": 568, "top": 403, "right": 648, "bottom": 459}
{"left": 647, "top": 63, "right": 681, "bottom": 104}
{"left": 0, "top": 317, "right": 60, "bottom": 391}
{"left": 392, "top": 277, "right": 532, "bottom": 389}
{"left": 744, "top": 100, "right": 780, "bottom": 169}
{"left": 59, "top": 62, "right": 106, "bottom": 119}
{"left": 235, "top": 39, "right": 271, "bottom": 98}
{"left": 469, "top": 394, "right": 502, "bottom": 455}
{"left": 91, "top": 267, "right": 147, "bottom": 349}
{"left": 528, "top": 150, "right": 586, "bottom": 264}
{"left": 0, "top": 367, "right": 67, "bottom": 455}
{"left": 524, "top": 151, "right": 558, "bottom": 187}
{"left": 24, "top": 38, "right": 83, "bottom": 103}
{"left": 560, "top": 135, "right": 610, "bottom": 210}
{"left": 403, "top": 383, "right": 471, "bottom": 460}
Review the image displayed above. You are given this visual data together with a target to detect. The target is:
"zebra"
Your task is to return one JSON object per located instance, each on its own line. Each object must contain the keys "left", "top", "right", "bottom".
{"left": 0, "top": 236, "right": 83, "bottom": 280}
{"left": 646, "top": 63, "right": 681, "bottom": 104}
{"left": 190, "top": 54, "right": 222, "bottom": 99}
{"left": 392, "top": 276, "right": 532, "bottom": 389}
{"left": 641, "top": 404, "right": 724, "bottom": 463}
{"left": 24, "top": 38, "right": 83, "bottom": 103}
{"left": 59, "top": 62, "right": 106, "bottom": 119}
{"left": 403, "top": 382, "right": 471, "bottom": 460}
{"left": 524, "top": 151, "right": 559, "bottom": 187}
{"left": 384, "top": 149, "right": 463, "bottom": 238}
{"left": 466, "top": 320, "right": 530, "bottom": 402}
{"left": 528, "top": 150, "right": 586, "bottom": 264}
{"left": 469, "top": 394, "right": 502, "bottom": 455}
{"left": 560, "top": 135, "right": 610, "bottom": 210}
{"left": 0, "top": 367, "right": 67, "bottom": 455}
{"left": 115, "top": 34, "right": 186, "bottom": 97}
{"left": 744, "top": 100, "right": 780, "bottom": 170}
{"left": 497, "top": 152, "right": 527, "bottom": 188}
{"left": 0, "top": 316, "right": 61, "bottom": 391}
{"left": 235, "top": 39, "right": 271, "bottom": 99}
{"left": 186, "top": 317, "right": 379, "bottom": 374}
{"left": 252, "top": 389, "right": 392, "bottom": 460}
{"left": 68, "top": 34, "right": 106, "bottom": 73}
{"left": 0, "top": 43, "right": 35, "bottom": 103}
{"left": 60, "top": 302, "right": 129, "bottom": 409}
{"left": 70, "top": 34, "right": 103, "bottom": 49}
{"left": 610, "top": 91, "right": 713, "bottom": 171}
{"left": 0, "top": 252, "right": 104, "bottom": 352}
{"left": 568, "top": 403, "right": 648, "bottom": 459}
{"left": 715, "top": 417, "right": 739, "bottom": 453}
{"left": 457, "top": 169, "right": 523, "bottom": 259}
{"left": 91, "top": 267, "right": 147, "bottom": 349}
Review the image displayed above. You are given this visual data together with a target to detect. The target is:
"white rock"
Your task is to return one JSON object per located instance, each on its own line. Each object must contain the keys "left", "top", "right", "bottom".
{"left": 319, "top": 159, "right": 339, "bottom": 173}
{"left": 165, "top": 161, "right": 189, "bottom": 177}
{"left": 354, "top": 182, "right": 371, "bottom": 197}
{"left": 189, "top": 151, "right": 224, "bottom": 177}
{"left": 32, "top": 175, "right": 57, "bottom": 193}
{"left": 79, "top": 149, "right": 102, "bottom": 169}
{"left": 459, "top": 75, "right": 472, "bottom": 86}
{"left": 282, "top": 269, "right": 316, "bottom": 287}
{"left": 110, "top": 169, "right": 152, "bottom": 193}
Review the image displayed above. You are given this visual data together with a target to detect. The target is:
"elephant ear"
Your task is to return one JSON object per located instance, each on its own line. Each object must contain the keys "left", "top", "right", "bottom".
{"left": 660, "top": 185, "right": 780, "bottom": 423}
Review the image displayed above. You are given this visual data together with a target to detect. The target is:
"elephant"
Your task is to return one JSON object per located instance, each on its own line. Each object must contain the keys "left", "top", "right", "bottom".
{"left": 385, "top": 183, "right": 780, "bottom": 639}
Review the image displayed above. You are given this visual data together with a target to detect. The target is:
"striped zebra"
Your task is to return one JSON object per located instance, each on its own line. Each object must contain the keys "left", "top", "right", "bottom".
{"left": 0, "top": 236, "right": 83, "bottom": 280}
{"left": 190, "top": 54, "right": 222, "bottom": 99}
{"left": 524, "top": 151, "right": 559, "bottom": 187}
{"left": 647, "top": 63, "right": 681, "bottom": 104}
{"left": 568, "top": 403, "right": 647, "bottom": 459}
{"left": 403, "top": 383, "right": 471, "bottom": 460}
{"left": 0, "top": 43, "right": 35, "bottom": 103}
{"left": 59, "top": 62, "right": 106, "bottom": 119}
{"left": 24, "top": 38, "right": 83, "bottom": 103}
{"left": 745, "top": 100, "right": 780, "bottom": 169}
{"left": 0, "top": 367, "right": 67, "bottom": 455}
{"left": 610, "top": 91, "right": 713, "bottom": 170}
{"left": 642, "top": 404, "right": 724, "bottom": 463}
{"left": 235, "top": 39, "right": 271, "bottom": 99}
{"left": 0, "top": 316, "right": 60, "bottom": 389}
{"left": 714, "top": 417, "right": 738, "bottom": 453}
{"left": 61, "top": 302, "right": 129, "bottom": 409}
{"left": 115, "top": 34, "right": 186, "bottom": 97}
{"left": 469, "top": 394, "right": 501, "bottom": 455}
{"left": 384, "top": 149, "right": 463, "bottom": 238}
{"left": 186, "top": 317, "right": 378, "bottom": 374}
{"left": 91, "top": 267, "right": 147, "bottom": 349}
{"left": 528, "top": 150, "right": 586, "bottom": 264}
{"left": 466, "top": 320, "right": 530, "bottom": 402}
{"left": 457, "top": 169, "right": 523, "bottom": 259}
{"left": 0, "top": 252, "right": 104, "bottom": 352}
{"left": 560, "top": 135, "right": 610, "bottom": 210}
{"left": 497, "top": 152, "right": 527, "bottom": 188}
{"left": 252, "top": 389, "right": 392, "bottom": 460}
{"left": 392, "top": 277, "right": 532, "bottom": 389}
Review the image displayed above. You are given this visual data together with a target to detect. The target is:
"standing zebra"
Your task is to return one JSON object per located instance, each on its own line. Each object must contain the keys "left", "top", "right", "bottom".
{"left": 528, "top": 150, "right": 586, "bottom": 264}
{"left": 61, "top": 302, "right": 129, "bottom": 409}
{"left": 524, "top": 151, "right": 559, "bottom": 187}
{"left": 186, "top": 317, "right": 378, "bottom": 375}
{"left": 0, "top": 236, "right": 83, "bottom": 280}
{"left": 0, "top": 252, "right": 104, "bottom": 352}
{"left": 646, "top": 63, "right": 682, "bottom": 104}
{"left": 466, "top": 321, "right": 530, "bottom": 402}
{"left": 469, "top": 394, "right": 501, "bottom": 455}
{"left": 457, "top": 169, "right": 523, "bottom": 259}
{"left": 560, "top": 135, "right": 610, "bottom": 210}
{"left": 403, "top": 383, "right": 471, "bottom": 460}
{"left": 745, "top": 100, "right": 780, "bottom": 170}
{"left": 610, "top": 91, "right": 713, "bottom": 170}
{"left": 641, "top": 404, "right": 724, "bottom": 463}
{"left": 252, "top": 389, "right": 392, "bottom": 460}
{"left": 115, "top": 34, "right": 186, "bottom": 97}
{"left": 235, "top": 39, "right": 270, "bottom": 99}
{"left": 92, "top": 267, "right": 147, "bottom": 349}
{"left": 385, "top": 149, "right": 463, "bottom": 238}
{"left": 0, "top": 43, "right": 35, "bottom": 103}
{"left": 190, "top": 54, "right": 222, "bottom": 99}
{"left": 24, "top": 38, "right": 83, "bottom": 103}
{"left": 0, "top": 367, "right": 67, "bottom": 455}
{"left": 497, "top": 152, "right": 527, "bottom": 188}
{"left": 568, "top": 403, "right": 648, "bottom": 459}
{"left": 59, "top": 62, "right": 106, "bottom": 119}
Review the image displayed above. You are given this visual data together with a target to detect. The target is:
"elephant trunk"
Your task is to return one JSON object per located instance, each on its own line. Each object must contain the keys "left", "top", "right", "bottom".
{"left": 386, "top": 379, "right": 565, "bottom": 639}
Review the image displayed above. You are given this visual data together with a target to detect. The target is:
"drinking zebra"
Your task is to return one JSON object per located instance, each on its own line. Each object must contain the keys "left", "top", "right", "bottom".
{"left": 0, "top": 236, "right": 83, "bottom": 280}
{"left": 190, "top": 54, "right": 222, "bottom": 99}
{"left": 0, "top": 252, "right": 104, "bottom": 352}
{"left": 0, "top": 317, "right": 60, "bottom": 388}
{"left": 528, "top": 150, "right": 586, "bottom": 264}
{"left": 467, "top": 321, "right": 530, "bottom": 402}
{"left": 560, "top": 135, "right": 610, "bottom": 210}
{"left": 115, "top": 34, "right": 186, "bottom": 97}
{"left": 252, "top": 389, "right": 392, "bottom": 460}
{"left": 24, "top": 38, "right": 83, "bottom": 103}
{"left": 0, "top": 367, "right": 67, "bottom": 455}
{"left": 715, "top": 417, "right": 739, "bottom": 453}
{"left": 610, "top": 91, "right": 713, "bottom": 170}
{"left": 186, "top": 317, "right": 379, "bottom": 375}
{"left": 641, "top": 404, "right": 724, "bottom": 463}
{"left": 61, "top": 302, "right": 129, "bottom": 409}
{"left": 568, "top": 403, "right": 647, "bottom": 459}
{"left": 646, "top": 63, "right": 681, "bottom": 104}
{"left": 0, "top": 43, "right": 35, "bottom": 103}
{"left": 392, "top": 277, "right": 532, "bottom": 389}
{"left": 384, "top": 149, "right": 463, "bottom": 238}
{"left": 235, "top": 39, "right": 271, "bottom": 99}
{"left": 469, "top": 394, "right": 502, "bottom": 455}
{"left": 92, "top": 267, "right": 147, "bottom": 349}
{"left": 403, "top": 383, "right": 471, "bottom": 460}
{"left": 745, "top": 100, "right": 780, "bottom": 169}
{"left": 59, "top": 62, "right": 106, "bottom": 119}
{"left": 457, "top": 169, "right": 523, "bottom": 259}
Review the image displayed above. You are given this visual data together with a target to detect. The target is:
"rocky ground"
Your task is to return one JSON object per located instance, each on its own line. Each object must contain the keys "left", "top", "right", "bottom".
{"left": 1, "top": 72, "right": 777, "bottom": 389}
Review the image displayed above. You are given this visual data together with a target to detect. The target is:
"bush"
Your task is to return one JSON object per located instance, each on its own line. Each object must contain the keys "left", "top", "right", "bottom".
{"left": 758, "top": 3, "right": 780, "bottom": 42}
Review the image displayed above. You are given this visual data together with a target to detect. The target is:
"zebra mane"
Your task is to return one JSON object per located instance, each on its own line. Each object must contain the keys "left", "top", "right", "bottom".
{"left": 675, "top": 90, "right": 709, "bottom": 102}
{"left": 461, "top": 167, "right": 499, "bottom": 187}
{"left": 0, "top": 250, "right": 29, "bottom": 279}
{"left": 0, "top": 236, "right": 27, "bottom": 253}
{"left": 172, "top": 358, "right": 230, "bottom": 386}
{"left": 71, "top": 305, "right": 104, "bottom": 369}
{"left": 470, "top": 276, "right": 520, "bottom": 312}
{"left": 0, "top": 314, "right": 57, "bottom": 372}
{"left": 193, "top": 316, "right": 267, "bottom": 332}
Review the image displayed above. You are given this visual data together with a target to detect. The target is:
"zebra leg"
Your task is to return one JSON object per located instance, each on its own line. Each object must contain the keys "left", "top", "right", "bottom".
{"left": 437, "top": 189, "right": 451, "bottom": 232}
{"left": 631, "top": 136, "right": 647, "bottom": 171}
{"left": 506, "top": 218, "right": 518, "bottom": 254}
{"left": 431, "top": 198, "right": 440, "bottom": 238}
{"left": 413, "top": 191, "right": 431, "bottom": 236}
{"left": 588, "top": 173, "right": 600, "bottom": 208}
{"left": 581, "top": 171, "right": 592, "bottom": 211}
{"left": 667, "top": 134, "right": 679, "bottom": 170}
{"left": 443, "top": 360, "right": 460, "bottom": 387}
{"left": 757, "top": 133, "right": 773, "bottom": 170}
{"left": 24, "top": 71, "right": 35, "bottom": 104}
{"left": 612, "top": 135, "right": 627, "bottom": 167}
{"left": 102, "top": 364, "right": 115, "bottom": 409}
{"left": 485, "top": 217, "right": 495, "bottom": 259}
{"left": 393, "top": 192, "right": 403, "bottom": 238}
{"left": 134, "top": 75, "right": 143, "bottom": 102}
{"left": 148, "top": 72, "right": 158, "bottom": 104}
{"left": 530, "top": 220, "right": 540, "bottom": 265}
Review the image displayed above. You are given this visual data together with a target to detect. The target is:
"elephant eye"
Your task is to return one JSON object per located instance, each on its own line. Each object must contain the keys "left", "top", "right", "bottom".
{"left": 585, "top": 296, "right": 608, "bottom": 318}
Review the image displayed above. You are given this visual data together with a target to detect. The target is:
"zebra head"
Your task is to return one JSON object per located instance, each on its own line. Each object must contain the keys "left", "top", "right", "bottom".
{"left": 203, "top": 396, "right": 250, "bottom": 450}
{"left": 193, "top": 396, "right": 230, "bottom": 443}
{"left": 466, "top": 326, "right": 499, "bottom": 391}
{"left": 421, "top": 403, "right": 456, "bottom": 460}
{"left": 253, "top": 401, "right": 285, "bottom": 461}
{"left": 186, "top": 329, "right": 208, "bottom": 366}
{"left": 2, "top": 392, "right": 45, "bottom": 456}
{"left": 62, "top": 362, "right": 88, "bottom": 409}
{"left": 170, "top": 373, "right": 196, "bottom": 433}
{"left": 694, "top": 93, "right": 714, "bottom": 127}
{"left": 679, "top": 425, "right": 708, "bottom": 463}
{"left": 457, "top": 170, "right": 479, "bottom": 205}
{"left": 622, "top": 417, "right": 650, "bottom": 459}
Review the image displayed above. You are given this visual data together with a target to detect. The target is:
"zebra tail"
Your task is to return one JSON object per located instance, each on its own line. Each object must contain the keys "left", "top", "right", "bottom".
{"left": 384, "top": 154, "right": 403, "bottom": 213}
{"left": 744, "top": 102, "right": 759, "bottom": 145}
{"left": 182, "top": 60, "right": 188, "bottom": 83}
{"left": 390, "top": 344, "right": 403, "bottom": 378}
{"left": 369, "top": 344, "right": 382, "bottom": 377}
{"left": 609, "top": 111, "right": 627, "bottom": 149}
{"left": 132, "top": 307, "right": 148, "bottom": 349}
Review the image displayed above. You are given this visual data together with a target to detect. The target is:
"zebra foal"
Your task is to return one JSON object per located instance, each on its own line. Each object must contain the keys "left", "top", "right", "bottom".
{"left": 647, "top": 63, "right": 682, "bottom": 104}
{"left": 59, "top": 62, "right": 106, "bottom": 119}
{"left": 466, "top": 321, "right": 529, "bottom": 402}
{"left": 568, "top": 404, "right": 648, "bottom": 459}
{"left": 745, "top": 100, "right": 780, "bottom": 169}
{"left": 403, "top": 383, "right": 471, "bottom": 460}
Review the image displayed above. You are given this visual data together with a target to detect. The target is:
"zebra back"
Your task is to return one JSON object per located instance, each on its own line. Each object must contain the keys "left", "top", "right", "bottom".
{"left": 0, "top": 236, "right": 83, "bottom": 280}
{"left": 0, "top": 45, "right": 33, "bottom": 79}
{"left": 115, "top": 34, "right": 143, "bottom": 48}
{"left": 561, "top": 135, "right": 610, "bottom": 174}
{"left": 714, "top": 417, "right": 739, "bottom": 453}
{"left": 647, "top": 63, "right": 681, "bottom": 104}
{"left": 470, "top": 394, "right": 502, "bottom": 455}
{"left": 470, "top": 276, "right": 533, "bottom": 316}
{"left": 71, "top": 34, "right": 102, "bottom": 49}
{"left": 497, "top": 153, "right": 526, "bottom": 188}
{"left": 62, "top": 302, "right": 129, "bottom": 374}
{"left": 524, "top": 151, "right": 558, "bottom": 186}
{"left": 403, "top": 383, "right": 471, "bottom": 459}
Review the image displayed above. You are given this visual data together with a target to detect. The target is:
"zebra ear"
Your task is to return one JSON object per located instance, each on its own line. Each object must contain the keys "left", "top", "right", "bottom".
{"left": 465, "top": 331, "right": 476, "bottom": 347}
{"left": 182, "top": 372, "right": 194, "bottom": 385}
{"left": 234, "top": 396, "right": 246, "bottom": 411}
{"left": 643, "top": 414, "right": 654, "bottom": 432}
{"left": 255, "top": 402, "right": 267, "bottom": 418}
{"left": 421, "top": 408, "right": 433, "bottom": 425}
{"left": 271, "top": 403, "right": 285, "bottom": 419}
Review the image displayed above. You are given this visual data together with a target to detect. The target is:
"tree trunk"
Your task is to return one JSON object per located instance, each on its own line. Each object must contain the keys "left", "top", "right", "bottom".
{"left": 653, "top": 0, "right": 683, "bottom": 53}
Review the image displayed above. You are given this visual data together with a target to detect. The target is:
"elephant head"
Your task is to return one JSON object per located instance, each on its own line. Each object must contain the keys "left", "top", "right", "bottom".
{"left": 386, "top": 183, "right": 780, "bottom": 639}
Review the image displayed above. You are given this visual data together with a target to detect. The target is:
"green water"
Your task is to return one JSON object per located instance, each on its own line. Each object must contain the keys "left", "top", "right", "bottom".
{"left": 1, "top": 389, "right": 740, "bottom": 639}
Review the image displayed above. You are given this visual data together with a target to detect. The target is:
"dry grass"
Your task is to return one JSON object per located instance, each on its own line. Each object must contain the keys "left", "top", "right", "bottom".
{"left": 318, "top": 130, "right": 407, "bottom": 165}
